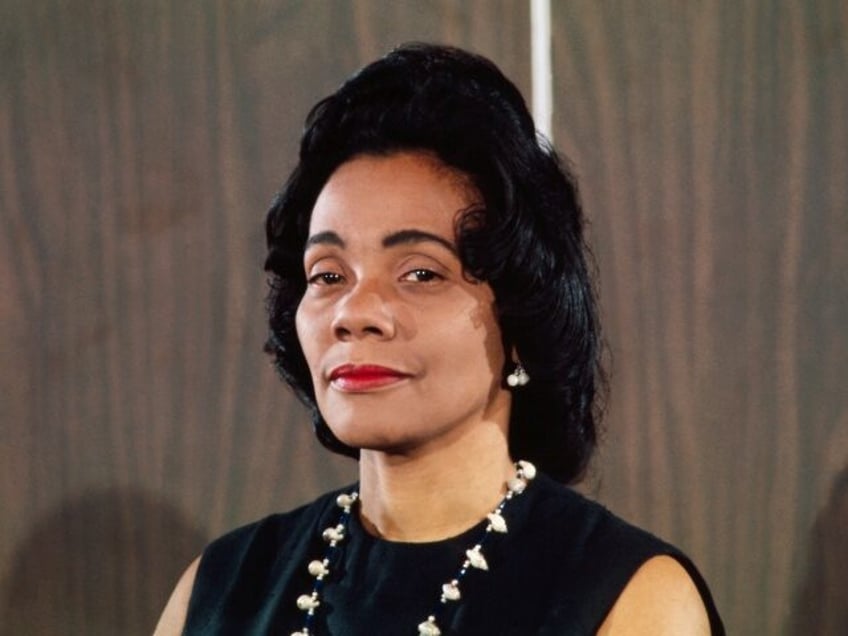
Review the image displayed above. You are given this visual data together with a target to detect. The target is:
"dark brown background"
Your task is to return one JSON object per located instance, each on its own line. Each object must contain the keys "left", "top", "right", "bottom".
{"left": 1, "top": 2, "right": 845, "bottom": 634}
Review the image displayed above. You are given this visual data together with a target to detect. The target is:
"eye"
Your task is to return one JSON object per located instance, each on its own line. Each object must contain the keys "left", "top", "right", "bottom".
{"left": 307, "top": 271, "right": 345, "bottom": 286}
{"left": 400, "top": 268, "right": 443, "bottom": 283}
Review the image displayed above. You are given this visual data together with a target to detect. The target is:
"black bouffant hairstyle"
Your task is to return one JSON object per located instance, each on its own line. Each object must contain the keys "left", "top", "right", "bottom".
{"left": 264, "top": 43, "right": 604, "bottom": 483}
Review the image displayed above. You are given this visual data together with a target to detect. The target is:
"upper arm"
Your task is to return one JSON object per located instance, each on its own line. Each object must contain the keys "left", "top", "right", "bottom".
{"left": 153, "top": 556, "right": 201, "bottom": 636}
{"left": 597, "top": 555, "right": 711, "bottom": 636}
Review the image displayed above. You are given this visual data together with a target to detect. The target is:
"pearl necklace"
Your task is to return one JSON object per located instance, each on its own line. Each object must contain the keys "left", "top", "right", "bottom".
{"left": 290, "top": 460, "right": 537, "bottom": 636}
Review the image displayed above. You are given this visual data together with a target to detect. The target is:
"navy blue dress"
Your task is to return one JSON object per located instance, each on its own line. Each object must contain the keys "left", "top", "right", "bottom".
{"left": 184, "top": 473, "right": 724, "bottom": 634}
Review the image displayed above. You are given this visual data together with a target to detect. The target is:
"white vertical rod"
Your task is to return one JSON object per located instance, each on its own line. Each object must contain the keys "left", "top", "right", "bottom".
{"left": 530, "top": 0, "right": 553, "bottom": 142}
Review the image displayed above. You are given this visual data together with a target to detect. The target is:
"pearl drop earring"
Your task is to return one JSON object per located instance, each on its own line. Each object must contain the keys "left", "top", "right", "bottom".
{"left": 506, "top": 363, "right": 530, "bottom": 387}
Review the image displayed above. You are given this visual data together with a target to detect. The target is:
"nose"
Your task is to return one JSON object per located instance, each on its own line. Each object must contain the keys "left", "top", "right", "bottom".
{"left": 331, "top": 280, "right": 396, "bottom": 341}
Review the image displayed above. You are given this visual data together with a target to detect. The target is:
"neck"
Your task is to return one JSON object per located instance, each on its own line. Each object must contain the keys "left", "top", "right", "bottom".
{"left": 357, "top": 431, "right": 515, "bottom": 542}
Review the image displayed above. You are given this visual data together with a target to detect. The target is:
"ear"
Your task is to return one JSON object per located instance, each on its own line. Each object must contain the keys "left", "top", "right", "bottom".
{"left": 509, "top": 345, "right": 521, "bottom": 365}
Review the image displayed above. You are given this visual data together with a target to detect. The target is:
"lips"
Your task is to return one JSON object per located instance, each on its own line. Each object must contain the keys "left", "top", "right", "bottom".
{"left": 328, "top": 364, "right": 411, "bottom": 392}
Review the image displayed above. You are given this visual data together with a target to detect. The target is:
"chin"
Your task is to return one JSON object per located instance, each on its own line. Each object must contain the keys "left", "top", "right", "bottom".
{"left": 326, "top": 421, "right": 418, "bottom": 455}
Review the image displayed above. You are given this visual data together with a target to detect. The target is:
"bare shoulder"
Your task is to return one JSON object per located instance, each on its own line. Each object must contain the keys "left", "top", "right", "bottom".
{"left": 153, "top": 556, "right": 201, "bottom": 636}
{"left": 597, "top": 555, "right": 711, "bottom": 635}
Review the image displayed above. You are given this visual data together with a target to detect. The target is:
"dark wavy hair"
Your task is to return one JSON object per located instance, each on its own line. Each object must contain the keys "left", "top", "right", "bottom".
{"left": 264, "top": 43, "right": 604, "bottom": 483}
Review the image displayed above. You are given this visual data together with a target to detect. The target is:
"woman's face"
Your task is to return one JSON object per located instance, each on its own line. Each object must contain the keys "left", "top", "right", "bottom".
{"left": 295, "top": 152, "right": 510, "bottom": 455}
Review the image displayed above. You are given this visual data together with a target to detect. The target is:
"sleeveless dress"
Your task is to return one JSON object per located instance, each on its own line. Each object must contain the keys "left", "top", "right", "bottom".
{"left": 184, "top": 473, "right": 724, "bottom": 634}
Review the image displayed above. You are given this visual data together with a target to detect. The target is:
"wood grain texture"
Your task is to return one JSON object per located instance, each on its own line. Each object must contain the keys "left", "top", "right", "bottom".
{"left": 552, "top": 2, "right": 848, "bottom": 634}
{"left": 0, "top": 1, "right": 530, "bottom": 633}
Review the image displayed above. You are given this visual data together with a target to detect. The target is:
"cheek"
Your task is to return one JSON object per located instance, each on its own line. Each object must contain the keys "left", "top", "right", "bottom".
{"left": 294, "top": 303, "right": 305, "bottom": 348}
{"left": 467, "top": 298, "right": 505, "bottom": 370}
{"left": 295, "top": 303, "right": 320, "bottom": 373}
{"left": 479, "top": 319, "right": 507, "bottom": 380}
{"left": 446, "top": 304, "right": 505, "bottom": 381}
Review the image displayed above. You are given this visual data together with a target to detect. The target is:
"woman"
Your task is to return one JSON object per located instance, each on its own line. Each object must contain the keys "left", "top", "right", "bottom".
{"left": 156, "top": 44, "right": 724, "bottom": 635}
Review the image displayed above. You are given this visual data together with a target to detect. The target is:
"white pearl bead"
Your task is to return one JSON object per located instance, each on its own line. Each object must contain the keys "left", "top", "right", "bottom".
{"left": 296, "top": 594, "right": 319, "bottom": 610}
{"left": 336, "top": 493, "right": 355, "bottom": 508}
{"left": 466, "top": 545, "right": 489, "bottom": 570}
{"left": 308, "top": 560, "right": 328, "bottom": 577}
{"left": 322, "top": 524, "right": 345, "bottom": 542}
{"left": 442, "top": 581, "right": 461, "bottom": 601}
{"left": 507, "top": 477, "right": 527, "bottom": 494}
{"left": 418, "top": 617, "right": 442, "bottom": 636}
{"left": 517, "top": 460, "right": 537, "bottom": 480}
{"left": 487, "top": 512, "right": 508, "bottom": 533}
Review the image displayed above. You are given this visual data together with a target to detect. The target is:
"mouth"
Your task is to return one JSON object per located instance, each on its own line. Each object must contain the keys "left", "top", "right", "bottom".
{"left": 328, "top": 364, "right": 412, "bottom": 392}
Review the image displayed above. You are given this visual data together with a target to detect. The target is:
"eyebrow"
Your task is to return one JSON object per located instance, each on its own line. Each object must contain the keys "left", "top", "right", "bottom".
{"left": 304, "top": 231, "right": 345, "bottom": 249}
{"left": 382, "top": 229, "right": 456, "bottom": 254}
{"left": 304, "top": 229, "right": 456, "bottom": 254}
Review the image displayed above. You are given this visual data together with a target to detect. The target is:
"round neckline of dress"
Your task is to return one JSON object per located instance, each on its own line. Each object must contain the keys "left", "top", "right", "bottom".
{"left": 346, "top": 504, "right": 492, "bottom": 550}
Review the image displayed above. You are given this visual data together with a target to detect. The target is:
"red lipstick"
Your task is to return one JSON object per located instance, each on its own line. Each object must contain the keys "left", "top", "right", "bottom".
{"left": 328, "top": 364, "right": 410, "bottom": 392}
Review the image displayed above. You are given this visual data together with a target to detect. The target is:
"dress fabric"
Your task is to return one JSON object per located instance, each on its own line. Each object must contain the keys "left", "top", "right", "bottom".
{"left": 184, "top": 473, "right": 724, "bottom": 635}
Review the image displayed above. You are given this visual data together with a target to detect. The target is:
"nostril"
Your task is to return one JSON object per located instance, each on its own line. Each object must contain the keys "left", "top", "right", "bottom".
{"left": 333, "top": 324, "right": 384, "bottom": 340}
{"left": 330, "top": 288, "right": 396, "bottom": 339}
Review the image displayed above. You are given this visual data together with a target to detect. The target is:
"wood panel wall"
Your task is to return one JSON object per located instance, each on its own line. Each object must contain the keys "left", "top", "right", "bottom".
{"left": 552, "top": 3, "right": 847, "bottom": 634}
{"left": 0, "top": 1, "right": 845, "bottom": 634}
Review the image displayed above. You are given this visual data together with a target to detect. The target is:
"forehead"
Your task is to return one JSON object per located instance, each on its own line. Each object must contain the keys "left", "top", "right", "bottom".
{"left": 308, "top": 152, "right": 479, "bottom": 237}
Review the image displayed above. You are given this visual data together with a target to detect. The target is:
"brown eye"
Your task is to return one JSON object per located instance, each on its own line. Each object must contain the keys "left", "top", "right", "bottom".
{"left": 401, "top": 268, "right": 442, "bottom": 283}
{"left": 308, "top": 272, "right": 344, "bottom": 285}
